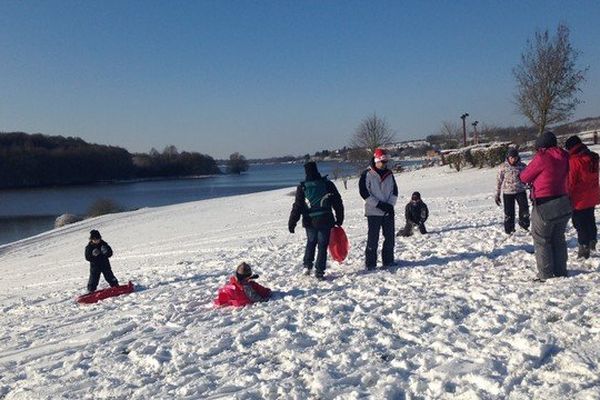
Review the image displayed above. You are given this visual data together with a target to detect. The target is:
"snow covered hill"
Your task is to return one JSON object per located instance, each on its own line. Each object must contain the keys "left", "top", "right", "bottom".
{"left": 0, "top": 161, "right": 599, "bottom": 399}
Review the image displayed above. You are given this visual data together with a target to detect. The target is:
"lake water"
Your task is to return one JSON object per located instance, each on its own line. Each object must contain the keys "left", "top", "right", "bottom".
{"left": 0, "top": 160, "right": 422, "bottom": 245}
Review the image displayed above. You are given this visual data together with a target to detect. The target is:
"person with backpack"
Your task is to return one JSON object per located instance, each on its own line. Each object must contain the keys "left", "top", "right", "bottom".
{"left": 520, "top": 131, "right": 571, "bottom": 281}
{"left": 565, "top": 135, "right": 600, "bottom": 259}
{"left": 397, "top": 191, "right": 429, "bottom": 237}
{"left": 495, "top": 147, "right": 530, "bottom": 234}
{"left": 359, "top": 148, "right": 398, "bottom": 270}
{"left": 288, "top": 161, "right": 344, "bottom": 279}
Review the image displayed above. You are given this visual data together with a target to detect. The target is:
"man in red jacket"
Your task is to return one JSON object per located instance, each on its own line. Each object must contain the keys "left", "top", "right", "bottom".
{"left": 565, "top": 135, "right": 600, "bottom": 259}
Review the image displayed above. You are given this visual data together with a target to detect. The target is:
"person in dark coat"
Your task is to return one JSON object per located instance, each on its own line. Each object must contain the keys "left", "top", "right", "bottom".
{"left": 85, "top": 230, "right": 119, "bottom": 292}
{"left": 288, "top": 161, "right": 344, "bottom": 279}
{"left": 565, "top": 135, "right": 600, "bottom": 259}
{"left": 397, "top": 192, "right": 429, "bottom": 237}
{"left": 520, "top": 131, "right": 571, "bottom": 281}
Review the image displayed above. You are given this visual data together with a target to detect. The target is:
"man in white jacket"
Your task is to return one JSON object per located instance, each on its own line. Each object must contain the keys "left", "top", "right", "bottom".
{"left": 358, "top": 148, "right": 398, "bottom": 270}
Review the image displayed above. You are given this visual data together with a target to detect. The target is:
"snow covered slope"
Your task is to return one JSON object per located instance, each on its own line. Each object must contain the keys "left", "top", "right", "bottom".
{"left": 0, "top": 162, "right": 599, "bottom": 399}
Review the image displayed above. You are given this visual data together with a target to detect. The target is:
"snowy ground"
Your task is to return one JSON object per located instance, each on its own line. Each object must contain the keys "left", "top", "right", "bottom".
{"left": 0, "top": 161, "right": 599, "bottom": 400}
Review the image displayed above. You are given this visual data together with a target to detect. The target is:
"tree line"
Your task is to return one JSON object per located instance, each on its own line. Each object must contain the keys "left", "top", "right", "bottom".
{"left": 0, "top": 132, "right": 221, "bottom": 189}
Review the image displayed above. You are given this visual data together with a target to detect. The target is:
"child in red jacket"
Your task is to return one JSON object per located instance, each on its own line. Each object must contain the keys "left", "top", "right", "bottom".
{"left": 565, "top": 135, "right": 600, "bottom": 259}
{"left": 214, "top": 262, "right": 271, "bottom": 307}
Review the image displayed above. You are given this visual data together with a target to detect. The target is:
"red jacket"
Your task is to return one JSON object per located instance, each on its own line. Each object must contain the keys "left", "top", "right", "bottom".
{"left": 568, "top": 143, "right": 600, "bottom": 210}
{"left": 214, "top": 276, "right": 271, "bottom": 307}
{"left": 520, "top": 147, "right": 569, "bottom": 199}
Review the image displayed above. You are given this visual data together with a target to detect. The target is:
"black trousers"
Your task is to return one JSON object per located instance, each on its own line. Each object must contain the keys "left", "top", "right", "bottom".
{"left": 366, "top": 215, "right": 395, "bottom": 268}
{"left": 87, "top": 265, "right": 119, "bottom": 292}
{"left": 503, "top": 192, "right": 530, "bottom": 234}
{"left": 398, "top": 221, "right": 427, "bottom": 236}
{"left": 572, "top": 207, "right": 597, "bottom": 246}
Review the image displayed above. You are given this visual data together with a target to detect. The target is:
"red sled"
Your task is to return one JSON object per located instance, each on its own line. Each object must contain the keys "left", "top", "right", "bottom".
{"left": 77, "top": 281, "right": 135, "bottom": 304}
{"left": 329, "top": 226, "right": 349, "bottom": 263}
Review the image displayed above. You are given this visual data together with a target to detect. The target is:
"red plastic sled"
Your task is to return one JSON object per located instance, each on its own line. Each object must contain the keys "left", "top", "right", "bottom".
{"left": 77, "top": 281, "right": 135, "bottom": 304}
{"left": 329, "top": 226, "right": 349, "bottom": 263}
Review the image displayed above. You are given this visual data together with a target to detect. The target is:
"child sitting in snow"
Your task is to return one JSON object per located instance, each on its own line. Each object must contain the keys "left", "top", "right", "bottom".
{"left": 397, "top": 192, "right": 429, "bottom": 237}
{"left": 214, "top": 262, "right": 271, "bottom": 307}
{"left": 85, "top": 229, "right": 119, "bottom": 292}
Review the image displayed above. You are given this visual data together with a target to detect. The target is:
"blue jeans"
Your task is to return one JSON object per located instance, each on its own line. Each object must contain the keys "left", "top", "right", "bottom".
{"left": 366, "top": 215, "right": 395, "bottom": 268}
{"left": 304, "top": 227, "right": 331, "bottom": 272}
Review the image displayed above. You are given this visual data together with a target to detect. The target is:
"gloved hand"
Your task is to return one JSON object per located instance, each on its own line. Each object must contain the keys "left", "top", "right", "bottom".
{"left": 335, "top": 217, "right": 343, "bottom": 227}
{"left": 494, "top": 194, "right": 501, "bottom": 206}
{"left": 377, "top": 201, "right": 394, "bottom": 215}
{"left": 92, "top": 248, "right": 101, "bottom": 257}
{"left": 101, "top": 245, "right": 109, "bottom": 255}
{"left": 288, "top": 225, "right": 295, "bottom": 234}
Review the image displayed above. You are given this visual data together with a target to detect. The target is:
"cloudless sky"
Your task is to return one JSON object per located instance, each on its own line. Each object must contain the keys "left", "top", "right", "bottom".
{"left": 1, "top": 1, "right": 599, "bottom": 158}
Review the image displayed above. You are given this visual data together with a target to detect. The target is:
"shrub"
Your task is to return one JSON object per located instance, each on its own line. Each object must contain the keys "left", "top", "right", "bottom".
{"left": 486, "top": 145, "right": 509, "bottom": 167}
{"left": 446, "top": 152, "right": 463, "bottom": 171}
{"left": 444, "top": 142, "right": 511, "bottom": 172}
{"left": 87, "top": 198, "right": 123, "bottom": 217}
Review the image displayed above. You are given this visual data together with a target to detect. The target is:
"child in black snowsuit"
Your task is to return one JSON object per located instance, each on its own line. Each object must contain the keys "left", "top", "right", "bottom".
{"left": 85, "top": 230, "right": 119, "bottom": 292}
{"left": 397, "top": 192, "right": 429, "bottom": 237}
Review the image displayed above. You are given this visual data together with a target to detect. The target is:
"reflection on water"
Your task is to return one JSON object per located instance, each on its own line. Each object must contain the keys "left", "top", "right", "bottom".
{"left": 0, "top": 216, "right": 56, "bottom": 245}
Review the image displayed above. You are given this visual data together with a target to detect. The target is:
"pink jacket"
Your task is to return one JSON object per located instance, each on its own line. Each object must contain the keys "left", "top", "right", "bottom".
{"left": 214, "top": 276, "right": 271, "bottom": 307}
{"left": 520, "top": 147, "right": 569, "bottom": 199}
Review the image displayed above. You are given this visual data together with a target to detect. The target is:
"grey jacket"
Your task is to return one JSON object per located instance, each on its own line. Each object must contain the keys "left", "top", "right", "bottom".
{"left": 496, "top": 160, "right": 527, "bottom": 195}
{"left": 359, "top": 167, "right": 398, "bottom": 216}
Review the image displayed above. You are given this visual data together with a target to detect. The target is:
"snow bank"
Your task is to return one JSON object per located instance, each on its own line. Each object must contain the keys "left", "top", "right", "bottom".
{"left": 0, "top": 162, "right": 599, "bottom": 399}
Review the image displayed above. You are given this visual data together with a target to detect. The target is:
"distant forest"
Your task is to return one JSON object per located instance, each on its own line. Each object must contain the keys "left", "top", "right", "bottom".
{"left": 0, "top": 132, "right": 220, "bottom": 189}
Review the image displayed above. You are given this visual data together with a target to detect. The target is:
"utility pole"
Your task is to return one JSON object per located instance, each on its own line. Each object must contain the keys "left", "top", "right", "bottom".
{"left": 460, "top": 113, "right": 469, "bottom": 147}
{"left": 472, "top": 121, "right": 479, "bottom": 145}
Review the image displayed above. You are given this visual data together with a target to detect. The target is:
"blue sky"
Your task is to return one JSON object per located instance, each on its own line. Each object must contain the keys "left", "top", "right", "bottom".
{"left": 1, "top": 1, "right": 599, "bottom": 158}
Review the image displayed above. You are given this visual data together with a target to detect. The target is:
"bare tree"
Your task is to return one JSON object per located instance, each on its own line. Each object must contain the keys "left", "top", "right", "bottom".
{"left": 350, "top": 113, "right": 395, "bottom": 155}
{"left": 438, "top": 120, "right": 462, "bottom": 137}
{"left": 513, "top": 24, "right": 587, "bottom": 134}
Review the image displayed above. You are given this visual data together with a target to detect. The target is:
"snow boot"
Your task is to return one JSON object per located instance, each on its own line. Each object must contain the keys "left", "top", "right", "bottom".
{"left": 315, "top": 270, "right": 325, "bottom": 280}
{"left": 591, "top": 240, "right": 597, "bottom": 252}
{"left": 577, "top": 244, "right": 590, "bottom": 260}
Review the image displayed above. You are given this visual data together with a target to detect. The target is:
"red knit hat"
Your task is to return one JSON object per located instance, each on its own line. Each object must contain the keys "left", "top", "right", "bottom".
{"left": 373, "top": 148, "right": 389, "bottom": 163}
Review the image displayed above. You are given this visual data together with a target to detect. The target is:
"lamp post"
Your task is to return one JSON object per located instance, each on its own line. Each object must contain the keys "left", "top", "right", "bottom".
{"left": 472, "top": 121, "right": 479, "bottom": 145}
{"left": 460, "top": 113, "right": 469, "bottom": 147}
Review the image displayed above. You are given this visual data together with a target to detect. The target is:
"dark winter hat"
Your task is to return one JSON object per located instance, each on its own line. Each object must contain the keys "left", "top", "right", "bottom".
{"left": 565, "top": 135, "right": 582, "bottom": 150}
{"left": 89, "top": 230, "right": 101, "bottom": 240}
{"left": 535, "top": 131, "right": 557, "bottom": 149}
{"left": 411, "top": 191, "right": 421, "bottom": 201}
{"left": 304, "top": 161, "right": 321, "bottom": 181}
{"left": 507, "top": 148, "right": 519, "bottom": 159}
{"left": 236, "top": 262, "right": 258, "bottom": 281}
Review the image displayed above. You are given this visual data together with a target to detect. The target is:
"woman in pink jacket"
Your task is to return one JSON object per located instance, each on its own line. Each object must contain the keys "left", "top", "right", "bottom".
{"left": 520, "top": 131, "right": 572, "bottom": 281}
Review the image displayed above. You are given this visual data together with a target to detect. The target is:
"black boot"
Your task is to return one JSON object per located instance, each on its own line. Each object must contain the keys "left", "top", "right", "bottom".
{"left": 578, "top": 244, "right": 590, "bottom": 259}
{"left": 590, "top": 240, "right": 597, "bottom": 252}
